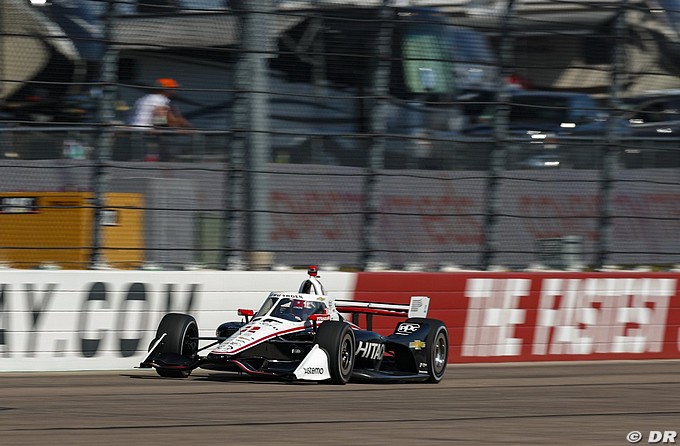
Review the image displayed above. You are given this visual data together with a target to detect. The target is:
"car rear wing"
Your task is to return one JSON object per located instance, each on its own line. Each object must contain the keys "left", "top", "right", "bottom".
{"left": 335, "top": 296, "right": 430, "bottom": 330}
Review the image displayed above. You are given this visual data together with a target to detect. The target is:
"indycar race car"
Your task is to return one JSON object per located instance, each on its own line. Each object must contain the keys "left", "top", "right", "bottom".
{"left": 139, "top": 266, "right": 449, "bottom": 384}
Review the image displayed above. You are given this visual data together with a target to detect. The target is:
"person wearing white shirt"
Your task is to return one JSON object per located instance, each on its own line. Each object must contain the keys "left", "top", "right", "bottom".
{"left": 126, "top": 78, "right": 192, "bottom": 161}
{"left": 128, "top": 78, "right": 191, "bottom": 129}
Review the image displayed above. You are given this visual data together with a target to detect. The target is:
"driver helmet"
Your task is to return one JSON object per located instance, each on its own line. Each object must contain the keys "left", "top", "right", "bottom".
{"left": 292, "top": 299, "right": 306, "bottom": 320}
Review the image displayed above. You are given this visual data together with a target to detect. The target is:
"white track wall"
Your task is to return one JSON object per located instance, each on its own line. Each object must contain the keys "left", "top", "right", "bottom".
{"left": 0, "top": 270, "right": 357, "bottom": 372}
{"left": 5, "top": 270, "right": 680, "bottom": 372}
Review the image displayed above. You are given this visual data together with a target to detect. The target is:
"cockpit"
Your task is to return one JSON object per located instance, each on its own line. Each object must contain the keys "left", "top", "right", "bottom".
{"left": 254, "top": 295, "right": 328, "bottom": 322}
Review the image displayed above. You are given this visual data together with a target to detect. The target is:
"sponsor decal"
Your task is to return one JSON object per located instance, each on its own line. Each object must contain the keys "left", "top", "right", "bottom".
{"left": 397, "top": 322, "right": 420, "bottom": 335}
{"left": 270, "top": 293, "right": 307, "bottom": 299}
{"left": 356, "top": 341, "right": 385, "bottom": 360}
{"left": 0, "top": 196, "right": 37, "bottom": 214}
{"left": 214, "top": 325, "right": 307, "bottom": 355}
{"left": 409, "top": 340, "right": 426, "bottom": 350}
{"left": 213, "top": 334, "right": 249, "bottom": 352}
{"left": 101, "top": 209, "right": 119, "bottom": 226}
{"left": 303, "top": 367, "right": 324, "bottom": 375}
{"left": 262, "top": 319, "right": 283, "bottom": 325}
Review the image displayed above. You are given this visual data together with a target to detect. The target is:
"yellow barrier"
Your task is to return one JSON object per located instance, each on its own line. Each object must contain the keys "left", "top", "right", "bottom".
{"left": 0, "top": 192, "right": 143, "bottom": 269}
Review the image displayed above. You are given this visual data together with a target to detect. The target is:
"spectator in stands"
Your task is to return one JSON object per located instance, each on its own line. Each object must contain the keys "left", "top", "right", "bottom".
{"left": 127, "top": 78, "right": 192, "bottom": 161}
{"left": 128, "top": 78, "right": 191, "bottom": 129}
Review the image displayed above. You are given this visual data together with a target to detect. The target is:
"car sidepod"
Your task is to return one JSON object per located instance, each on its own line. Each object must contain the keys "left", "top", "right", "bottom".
{"left": 386, "top": 318, "right": 449, "bottom": 383}
{"left": 353, "top": 329, "right": 385, "bottom": 371}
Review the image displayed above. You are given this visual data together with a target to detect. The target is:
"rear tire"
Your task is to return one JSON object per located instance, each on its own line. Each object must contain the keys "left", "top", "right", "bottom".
{"left": 153, "top": 313, "right": 199, "bottom": 378}
{"left": 315, "top": 321, "right": 355, "bottom": 384}
{"left": 405, "top": 318, "right": 448, "bottom": 383}
{"left": 425, "top": 321, "right": 448, "bottom": 383}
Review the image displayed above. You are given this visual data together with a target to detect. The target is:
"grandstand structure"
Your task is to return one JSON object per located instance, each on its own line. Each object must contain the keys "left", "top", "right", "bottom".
{"left": 4, "top": 0, "right": 679, "bottom": 104}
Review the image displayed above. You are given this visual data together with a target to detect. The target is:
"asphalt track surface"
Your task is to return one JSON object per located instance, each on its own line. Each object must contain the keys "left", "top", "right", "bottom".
{"left": 1, "top": 361, "right": 679, "bottom": 446}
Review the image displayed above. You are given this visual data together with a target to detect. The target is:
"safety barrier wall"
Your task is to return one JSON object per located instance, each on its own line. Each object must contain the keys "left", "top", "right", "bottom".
{"left": 1, "top": 270, "right": 679, "bottom": 372}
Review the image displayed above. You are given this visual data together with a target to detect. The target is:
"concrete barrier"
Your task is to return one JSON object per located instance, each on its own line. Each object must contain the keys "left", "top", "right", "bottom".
{"left": 2, "top": 269, "right": 679, "bottom": 371}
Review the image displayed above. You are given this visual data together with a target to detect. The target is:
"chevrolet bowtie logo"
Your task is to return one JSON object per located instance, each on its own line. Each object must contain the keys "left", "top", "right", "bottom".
{"left": 409, "top": 340, "right": 426, "bottom": 350}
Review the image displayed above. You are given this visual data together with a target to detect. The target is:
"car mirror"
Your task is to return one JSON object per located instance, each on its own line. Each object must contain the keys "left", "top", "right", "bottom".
{"left": 238, "top": 308, "right": 254, "bottom": 323}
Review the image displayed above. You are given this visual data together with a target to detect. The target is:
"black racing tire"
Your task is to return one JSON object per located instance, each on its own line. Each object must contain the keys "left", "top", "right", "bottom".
{"left": 153, "top": 313, "right": 199, "bottom": 378}
{"left": 315, "top": 321, "right": 355, "bottom": 385}
{"left": 407, "top": 318, "right": 449, "bottom": 383}
{"left": 425, "top": 321, "right": 449, "bottom": 383}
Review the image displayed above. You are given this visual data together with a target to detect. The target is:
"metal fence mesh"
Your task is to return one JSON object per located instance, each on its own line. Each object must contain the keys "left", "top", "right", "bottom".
{"left": 2, "top": 0, "right": 680, "bottom": 271}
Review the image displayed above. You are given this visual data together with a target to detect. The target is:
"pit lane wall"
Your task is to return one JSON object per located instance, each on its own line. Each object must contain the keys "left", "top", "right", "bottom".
{"left": 0, "top": 270, "right": 679, "bottom": 372}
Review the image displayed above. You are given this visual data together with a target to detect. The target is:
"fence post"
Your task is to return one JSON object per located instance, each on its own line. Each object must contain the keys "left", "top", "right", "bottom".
{"left": 596, "top": 0, "right": 628, "bottom": 270}
{"left": 223, "top": 0, "right": 273, "bottom": 270}
{"left": 361, "top": 2, "right": 393, "bottom": 270}
{"left": 90, "top": 0, "right": 118, "bottom": 268}
{"left": 481, "top": 0, "right": 516, "bottom": 270}
{"left": 0, "top": 5, "right": 4, "bottom": 102}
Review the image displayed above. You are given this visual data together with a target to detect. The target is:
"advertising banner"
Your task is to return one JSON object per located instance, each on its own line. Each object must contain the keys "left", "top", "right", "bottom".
{"left": 354, "top": 272, "right": 680, "bottom": 363}
{"left": 2, "top": 269, "right": 680, "bottom": 371}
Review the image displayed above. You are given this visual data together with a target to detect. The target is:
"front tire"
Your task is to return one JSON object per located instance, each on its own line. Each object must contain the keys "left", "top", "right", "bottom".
{"left": 153, "top": 313, "right": 199, "bottom": 378}
{"left": 315, "top": 321, "right": 355, "bottom": 384}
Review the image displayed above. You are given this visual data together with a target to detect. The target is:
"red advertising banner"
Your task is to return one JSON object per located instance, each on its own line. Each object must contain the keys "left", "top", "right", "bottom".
{"left": 353, "top": 272, "right": 680, "bottom": 363}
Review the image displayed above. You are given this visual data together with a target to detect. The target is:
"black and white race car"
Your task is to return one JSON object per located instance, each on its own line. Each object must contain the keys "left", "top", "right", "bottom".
{"left": 139, "top": 267, "right": 449, "bottom": 384}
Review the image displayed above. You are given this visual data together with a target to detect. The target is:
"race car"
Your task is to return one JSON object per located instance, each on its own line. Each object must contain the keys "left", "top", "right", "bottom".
{"left": 139, "top": 266, "right": 449, "bottom": 384}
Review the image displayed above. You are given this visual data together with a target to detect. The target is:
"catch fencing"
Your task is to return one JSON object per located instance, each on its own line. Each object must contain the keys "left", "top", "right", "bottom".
{"left": 1, "top": 0, "right": 680, "bottom": 271}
